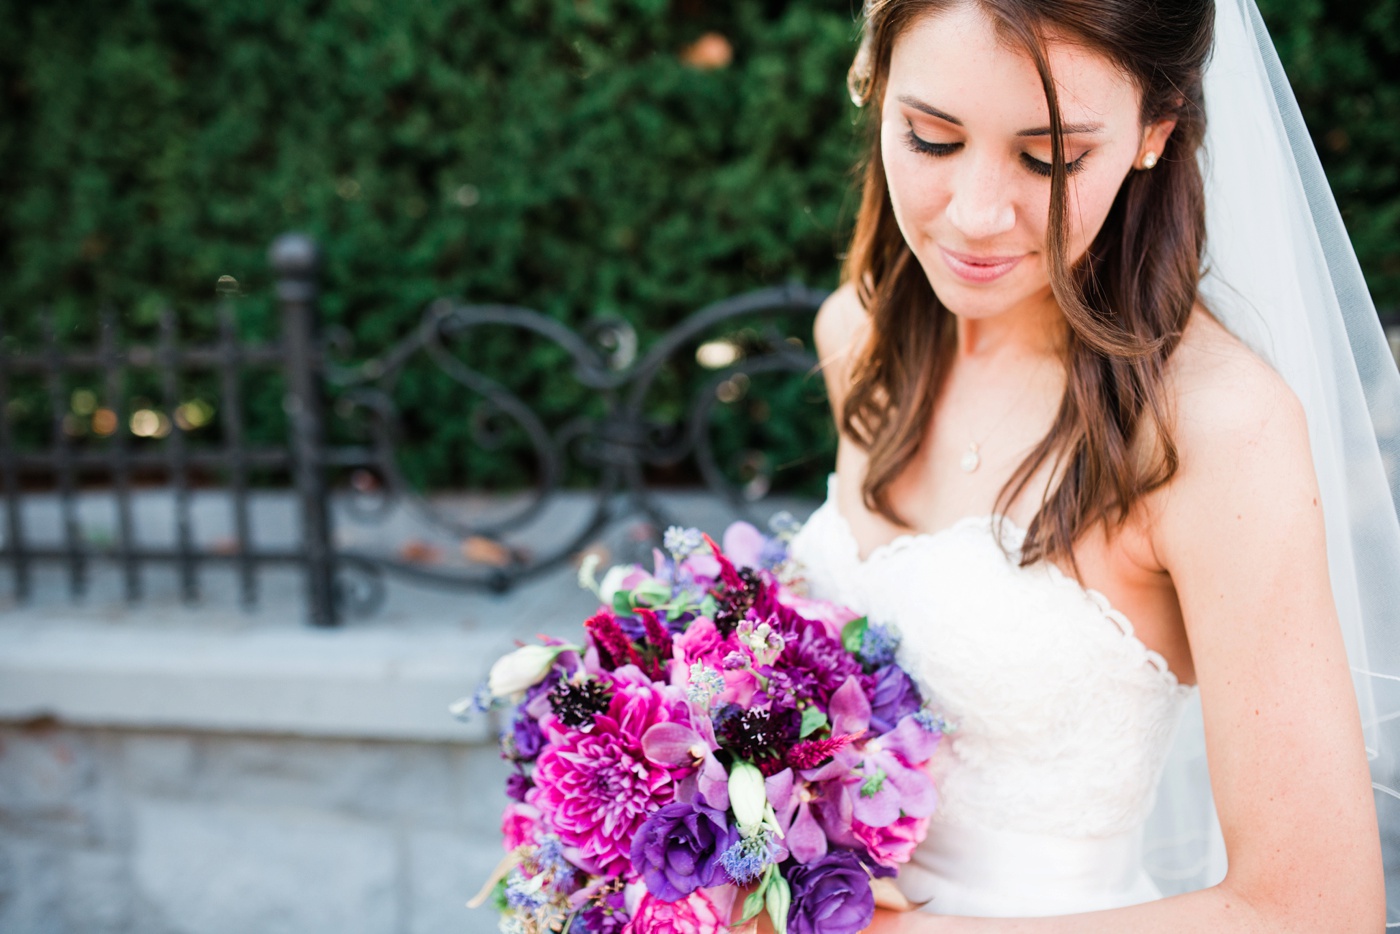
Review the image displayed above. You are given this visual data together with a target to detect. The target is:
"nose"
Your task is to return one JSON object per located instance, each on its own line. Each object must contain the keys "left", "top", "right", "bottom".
{"left": 944, "top": 153, "right": 1017, "bottom": 243}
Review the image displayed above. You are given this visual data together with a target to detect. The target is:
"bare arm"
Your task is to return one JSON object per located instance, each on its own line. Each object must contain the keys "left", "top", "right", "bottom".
{"left": 862, "top": 352, "right": 1383, "bottom": 933}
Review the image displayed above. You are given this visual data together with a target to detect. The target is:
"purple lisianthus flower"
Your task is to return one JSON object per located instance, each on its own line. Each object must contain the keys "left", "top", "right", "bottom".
{"left": 511, "top": 711, "right": 545, "bottom": 761}
{"left": 867, "top": 665, "right": 923, "bottom": 734}
{"left": 786, "top": 849, "right": 876, "bottom": 934}
{"left": 630, "top": 801, "right": 739, "bottom": 902}
{"left": 505, "top": 769, "right": 533, "bottom": 802}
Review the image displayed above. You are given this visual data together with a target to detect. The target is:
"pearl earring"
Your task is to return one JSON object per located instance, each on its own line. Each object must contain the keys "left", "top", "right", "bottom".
{"left": 1141, "top": 151, "right": 1158, "bottom": 169}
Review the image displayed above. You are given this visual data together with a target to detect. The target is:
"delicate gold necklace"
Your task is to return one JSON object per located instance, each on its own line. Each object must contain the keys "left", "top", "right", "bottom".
{"left": 958, "top": 371, "right": 1043, "bottom": 474}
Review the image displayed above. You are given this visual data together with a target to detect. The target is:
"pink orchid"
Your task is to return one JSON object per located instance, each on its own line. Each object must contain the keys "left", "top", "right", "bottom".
{"left": 721, "top": 521, "right": 768, "bottom": 568}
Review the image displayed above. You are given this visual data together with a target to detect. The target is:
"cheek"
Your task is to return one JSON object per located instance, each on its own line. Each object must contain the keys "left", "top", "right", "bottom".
{"left": 1063, "top": 172, "right": 1126, "bottom": 255}
{"left": 881, "top": 124, "right": 944, "bottom": 213}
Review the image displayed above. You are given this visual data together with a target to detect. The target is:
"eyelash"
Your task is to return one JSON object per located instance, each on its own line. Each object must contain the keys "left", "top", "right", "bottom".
{"left": 902, "top": 130, "right": 1089, "bottom": 177}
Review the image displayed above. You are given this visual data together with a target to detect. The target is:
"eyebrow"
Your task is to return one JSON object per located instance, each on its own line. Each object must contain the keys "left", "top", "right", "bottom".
{"left": 896, "top": 94, "right": 1104, "bottom": 136}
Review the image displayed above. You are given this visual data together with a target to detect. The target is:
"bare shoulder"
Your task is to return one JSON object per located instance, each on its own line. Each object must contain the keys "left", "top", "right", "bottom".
{"left": 1151, "top": 306, "right": 1318, "bottom": 559}
{"left": 1163, "top": 306, "right": 1309, "bottom": 463}
{"left": 813, "top": 279, "right": 870, "bottom": 363}
{"left": 813, "top": 279, "right": 872, "bottom": 413}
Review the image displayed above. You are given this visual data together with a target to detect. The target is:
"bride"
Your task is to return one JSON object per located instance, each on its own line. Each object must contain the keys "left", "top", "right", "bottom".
{"left": 782, "top": 0, "right": 1397, "bottom": 929}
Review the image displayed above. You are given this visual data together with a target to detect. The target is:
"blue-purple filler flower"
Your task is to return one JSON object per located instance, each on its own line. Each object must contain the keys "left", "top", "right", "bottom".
{"left": 858, "top": 622, "right": 900, "bottom": 669}
{"left": 718, "top": 829, "right": 779, "bottom": 885}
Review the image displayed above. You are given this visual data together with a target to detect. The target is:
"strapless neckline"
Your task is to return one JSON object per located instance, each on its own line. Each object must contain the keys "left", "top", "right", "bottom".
{"left": 813, "top": 475, "right": 1189, "bottom": 693}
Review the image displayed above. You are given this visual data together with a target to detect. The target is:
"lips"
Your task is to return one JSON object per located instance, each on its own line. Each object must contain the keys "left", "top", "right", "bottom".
{"left": 939, "top": 246, "right": 1024, "bottom": 283}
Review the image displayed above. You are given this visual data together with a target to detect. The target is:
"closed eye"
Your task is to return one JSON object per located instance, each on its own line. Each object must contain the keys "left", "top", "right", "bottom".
{"left": 903, "top": 130, "right": 959, "bottom": 158}
{"left": 1020, "top": 152, "right": 1090, "bottom": 178}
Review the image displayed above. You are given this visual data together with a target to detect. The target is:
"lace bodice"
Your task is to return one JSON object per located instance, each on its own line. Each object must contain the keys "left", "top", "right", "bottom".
{"left": 789, "top": 475, "right": 1195, "bottom": 839}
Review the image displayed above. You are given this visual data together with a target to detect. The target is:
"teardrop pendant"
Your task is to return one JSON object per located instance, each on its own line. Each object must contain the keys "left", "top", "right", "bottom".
{"left": 960, "top": 443, "right": 981, "bottom": 473}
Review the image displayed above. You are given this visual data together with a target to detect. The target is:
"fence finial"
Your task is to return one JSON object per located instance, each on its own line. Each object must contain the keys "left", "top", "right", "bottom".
{"left": 270, "top": 233, "right": 320, "bottom": 304}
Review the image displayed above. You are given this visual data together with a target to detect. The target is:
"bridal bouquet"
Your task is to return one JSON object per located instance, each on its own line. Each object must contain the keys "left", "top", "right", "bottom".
{"left": 460, "top": 520, "right": 946, "bottom": 934}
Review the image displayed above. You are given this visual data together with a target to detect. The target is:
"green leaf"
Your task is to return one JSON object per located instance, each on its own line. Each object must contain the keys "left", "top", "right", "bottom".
{"left": 631, "top": 579, "right": 672, "bottom": 608}
{"left": 612, "top": 591, "right": 634, "bottom": 615}
{"left": 798, "top": 706, "right": 828, "bottom": 738}
{"left": 841, "top": 616, "right": 869, "bottom": 655}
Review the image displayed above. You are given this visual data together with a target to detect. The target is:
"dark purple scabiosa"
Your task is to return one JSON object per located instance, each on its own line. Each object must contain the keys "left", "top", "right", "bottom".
{"left": 717, "top": 706, "right": 801, "bottom": 776}
{"left": 785, "top": 849, "right": 877, "bottom": 934}
{"left": 713, "top": 567, "right": 762, "bottom": 637}
{"left": 548, "top": 677, "right": 613, "bottom": 730}
{"left": 630, "top": 801, "right": 739, "bottom": 901}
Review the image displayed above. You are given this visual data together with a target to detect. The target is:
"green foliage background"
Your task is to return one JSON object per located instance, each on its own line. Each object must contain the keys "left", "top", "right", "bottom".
{"left": 0, "top": 0, "right": 1395, "bottom": 494}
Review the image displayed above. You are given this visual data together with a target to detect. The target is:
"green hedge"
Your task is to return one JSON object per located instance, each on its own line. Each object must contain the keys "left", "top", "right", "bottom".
{"left": 0, "top": 0, "right": 1393, "bottom": 494}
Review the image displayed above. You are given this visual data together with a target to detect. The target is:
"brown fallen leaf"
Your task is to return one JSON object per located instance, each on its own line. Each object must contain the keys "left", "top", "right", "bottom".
{"left": 461, "top": 535, "right": 511, "bottom": 567}
{"left": 399, "top": 539, "right": 443, "bottom": 565}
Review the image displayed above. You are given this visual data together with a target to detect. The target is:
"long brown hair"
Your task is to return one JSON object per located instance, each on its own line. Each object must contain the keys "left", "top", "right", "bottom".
{"left": 840, "top": 0, "right": 1214, "bottom": 567}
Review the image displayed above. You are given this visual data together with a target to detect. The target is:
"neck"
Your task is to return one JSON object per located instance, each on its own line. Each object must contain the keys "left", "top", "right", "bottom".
{"left": 952, "top": 288, "right": 1067, "bottom": 366}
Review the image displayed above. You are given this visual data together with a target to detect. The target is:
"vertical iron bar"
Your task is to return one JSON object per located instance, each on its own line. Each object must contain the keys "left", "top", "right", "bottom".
{"left": 42, "top": 312, "right": 85, "bottom": 599}
{"left": 271, "top": 233, "right": 336, "bottom": 626}
{"left": 217, "top": 299, "right": 256, "bottom": 609}
{"left": 159, "top": 307, "right": 197, "bottom": 604}
{"left": 0, "top": 313, "right": 30, "bottom": 602}
{"left": 100, "top": 306, "right": 140, "bottom": 602}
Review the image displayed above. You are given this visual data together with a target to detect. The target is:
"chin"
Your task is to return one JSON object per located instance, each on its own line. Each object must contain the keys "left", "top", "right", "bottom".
{"left": 922, "top": 264, "right": 1044, "bottom": 321}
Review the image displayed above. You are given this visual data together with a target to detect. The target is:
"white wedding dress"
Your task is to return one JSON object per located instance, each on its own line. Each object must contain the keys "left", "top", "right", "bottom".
{"left": 788, "top": 474, "right": 1197, "bottom": 917}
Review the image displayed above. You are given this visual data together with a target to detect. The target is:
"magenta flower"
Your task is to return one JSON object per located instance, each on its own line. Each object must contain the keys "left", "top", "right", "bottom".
{"left": 533, "top": 678, "right": 692, "bottom": 876}
{"left": 852, "top": 812, "right": 929, "bottom": 867}
{"left": 501, "top": 802, "right": 543, "bottom": 850}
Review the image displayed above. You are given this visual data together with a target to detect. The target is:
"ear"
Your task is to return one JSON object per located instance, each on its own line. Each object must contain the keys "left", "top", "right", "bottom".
{"left": 1137, "top": 117, "right": 1178, "bottom": 168}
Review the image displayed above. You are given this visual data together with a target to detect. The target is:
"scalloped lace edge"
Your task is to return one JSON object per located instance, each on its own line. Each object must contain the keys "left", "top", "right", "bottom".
{"left": 813, "top": 482, "right": 1194, "bottom": 697}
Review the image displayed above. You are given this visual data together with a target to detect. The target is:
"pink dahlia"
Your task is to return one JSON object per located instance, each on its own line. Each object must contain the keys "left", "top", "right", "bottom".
{"left": 533, "top": 678, "right": 691, "bottom": 876}
{"left": 624, "top": 889, "right": 728, "bottom": 934}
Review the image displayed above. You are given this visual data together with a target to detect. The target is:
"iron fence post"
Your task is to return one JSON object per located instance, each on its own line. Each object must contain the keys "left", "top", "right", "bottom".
{"left": 271, "top": 233, "right": 338, "bottom": 626}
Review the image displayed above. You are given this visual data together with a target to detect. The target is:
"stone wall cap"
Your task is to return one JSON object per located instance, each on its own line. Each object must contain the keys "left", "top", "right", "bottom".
{"left": 0, "top": 622, "right": 515, "bottom": 743}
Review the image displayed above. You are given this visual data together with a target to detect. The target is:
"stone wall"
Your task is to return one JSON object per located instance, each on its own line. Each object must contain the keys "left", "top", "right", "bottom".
{"left": 0, "top": 722, "right": 510, "bottom": 934}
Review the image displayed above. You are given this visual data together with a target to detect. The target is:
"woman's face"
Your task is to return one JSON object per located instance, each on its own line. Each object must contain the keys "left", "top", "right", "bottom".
{"left": 880, "top": 4, "right": 1168, "bottom": 322}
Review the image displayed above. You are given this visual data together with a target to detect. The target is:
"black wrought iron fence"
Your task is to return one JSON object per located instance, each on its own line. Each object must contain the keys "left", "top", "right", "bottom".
{"left": 0, "top": 233, "right": 831, "bottom": 626}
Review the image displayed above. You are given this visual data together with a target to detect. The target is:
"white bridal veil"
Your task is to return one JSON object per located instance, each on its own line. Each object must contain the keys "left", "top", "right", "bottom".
{"left": 1136, "top": 0, "right": 1400, "bottom": 916}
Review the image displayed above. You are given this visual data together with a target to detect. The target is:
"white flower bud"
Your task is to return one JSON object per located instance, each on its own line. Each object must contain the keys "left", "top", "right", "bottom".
{"left": 488, "top": 644, "right": 567, "bottom": 698}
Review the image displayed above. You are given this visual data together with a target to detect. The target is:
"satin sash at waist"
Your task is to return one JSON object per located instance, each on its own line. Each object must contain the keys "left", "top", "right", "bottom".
{"left": 896, "top": 821, "right": 1163, "bottom": 918}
